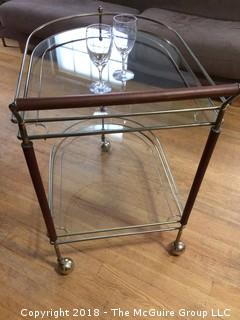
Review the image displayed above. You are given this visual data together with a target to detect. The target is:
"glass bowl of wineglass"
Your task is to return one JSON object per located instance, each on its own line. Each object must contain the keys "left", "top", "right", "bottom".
{"left": 113, "top": 14, "right": 137, "bottom": 81}
{"left": 86, "top": 24, "right": 113, "bottom": 94}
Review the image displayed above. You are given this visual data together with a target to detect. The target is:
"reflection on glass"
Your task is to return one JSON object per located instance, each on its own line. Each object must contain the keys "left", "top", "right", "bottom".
{"left": 86, "top": 24, "right": 113, "bottom": 94}
{"left": 54, "top": 28, "right": 133, "bottom": 88}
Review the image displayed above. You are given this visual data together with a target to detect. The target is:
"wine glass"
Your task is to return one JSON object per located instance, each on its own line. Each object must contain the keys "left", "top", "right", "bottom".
{"left": 113, "top": 14, "right": 137, "bottom": 81}
{"left": 86, "top": 24, "right": 113, "bottom": 94}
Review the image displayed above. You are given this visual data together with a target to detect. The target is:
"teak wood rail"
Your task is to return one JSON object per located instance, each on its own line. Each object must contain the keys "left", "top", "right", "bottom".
{"left": 14, "top": 83, "right": 240, "bottom": 111}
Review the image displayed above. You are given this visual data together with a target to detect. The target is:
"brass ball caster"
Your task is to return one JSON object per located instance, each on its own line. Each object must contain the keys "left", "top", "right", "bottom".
{"left": 169, "top": 241, "right": 186, "bottom": 256}
{"left": 57, "top": 257, "right": 74, "bottom": 275}
{"left": 101, "top": 140, "right": 111, "bottom": 152}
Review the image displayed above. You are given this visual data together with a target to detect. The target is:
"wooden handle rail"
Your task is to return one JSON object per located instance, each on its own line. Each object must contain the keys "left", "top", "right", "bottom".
{"left": 15, "top": 83, "right": 240, "bottom": 111}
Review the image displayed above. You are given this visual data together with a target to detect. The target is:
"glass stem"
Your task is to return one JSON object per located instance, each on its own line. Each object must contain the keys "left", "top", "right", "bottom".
{"left": 121, "top": 53, "right": 127, "bottom": 76}
{"left": 98, "top": 65, "right": 104, "bottom": 84}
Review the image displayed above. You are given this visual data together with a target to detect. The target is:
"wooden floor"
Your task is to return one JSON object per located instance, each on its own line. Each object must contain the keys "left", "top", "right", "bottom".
{"left": 0, "top": 41, "right": 240, "bottom": 319}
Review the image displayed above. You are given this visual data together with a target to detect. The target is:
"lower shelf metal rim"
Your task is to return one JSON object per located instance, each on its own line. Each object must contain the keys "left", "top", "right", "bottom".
{"left": 55, "top": 225, "right": 181, "bottom": 245}
{"left": 56, "top": 219, "right": 181, "bottom": 238}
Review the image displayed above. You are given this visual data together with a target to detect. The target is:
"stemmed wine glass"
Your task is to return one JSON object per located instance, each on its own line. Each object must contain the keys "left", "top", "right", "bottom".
{"left": 86, "top": 24, "right": 113, "bottom": 94}
{"left": 113, "top": 14, "right": 137, "bottom": 81}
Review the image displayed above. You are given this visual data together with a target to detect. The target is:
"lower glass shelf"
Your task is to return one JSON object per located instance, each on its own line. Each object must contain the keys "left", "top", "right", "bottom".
{"left": 48, "top": 120, "right": 183, "bottom": 243}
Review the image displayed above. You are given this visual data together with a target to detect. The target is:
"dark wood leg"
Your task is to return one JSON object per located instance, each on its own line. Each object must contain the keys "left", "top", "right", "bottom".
{"left": 181, "top": 127, "right": 220, "bottom": 226}
{"left": 21, "top": 141, "right": 57, "bottom": 243}
{"left": 22, "top": 141, "right": 74, "bottom": 274}
{"left": 2, "top": 37, "right": 6, "bottom": 47}
{"left": 170, "top": 127, "right": 220, "bottom": 256}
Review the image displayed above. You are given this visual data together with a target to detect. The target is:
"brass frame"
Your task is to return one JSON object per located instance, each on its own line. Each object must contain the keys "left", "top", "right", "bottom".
{"left": 9, "top": 10, "right": 240, "bottom": 274}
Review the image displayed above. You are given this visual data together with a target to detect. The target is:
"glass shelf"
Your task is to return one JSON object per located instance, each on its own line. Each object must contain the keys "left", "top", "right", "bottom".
{"left": 49, "top": 120, "right": 182, "bottom": 242}
{"left": 15, "top": 24, "right": 220, "bottom": 139}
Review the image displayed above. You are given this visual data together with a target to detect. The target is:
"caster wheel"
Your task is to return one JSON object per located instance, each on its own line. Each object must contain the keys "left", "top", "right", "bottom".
{"left": 101, "top": 140, "right": 111, "bottom": 152}
{"left": 169, "top": 241, "right": 186, "bottom": 256}
{"left": 57, "top": 257, "right": 74, "bottom": 275}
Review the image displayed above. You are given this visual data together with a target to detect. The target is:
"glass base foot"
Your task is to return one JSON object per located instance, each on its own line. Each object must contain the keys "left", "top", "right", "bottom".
{"left": 113, "top": 69, "right": 134, "bottom": 81}
{"left": 89, "top": 81, "right": 112, "bottom": 94}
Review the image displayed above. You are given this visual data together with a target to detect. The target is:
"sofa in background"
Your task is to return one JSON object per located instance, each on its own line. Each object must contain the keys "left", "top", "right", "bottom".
{"left": 0, "top": 0, "right": 239, "bottom": 80}
{"left": 0, "top": 0, "right": 138, "bottom": 50}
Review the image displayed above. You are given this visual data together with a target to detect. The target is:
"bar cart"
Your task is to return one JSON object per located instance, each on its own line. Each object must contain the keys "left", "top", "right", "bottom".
{"left": 10, "top": 10, "right": 240, "bottom": 274}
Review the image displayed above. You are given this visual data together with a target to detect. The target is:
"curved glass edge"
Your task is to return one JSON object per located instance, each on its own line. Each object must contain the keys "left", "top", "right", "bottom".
{"left": 15, "top": 12, "right": 216, "bottom": 100}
